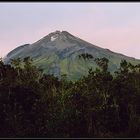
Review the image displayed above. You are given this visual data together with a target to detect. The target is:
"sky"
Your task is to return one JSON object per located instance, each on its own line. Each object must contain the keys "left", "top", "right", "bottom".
{"left": 0, "top": 2, "right": 140, "bottom": 59}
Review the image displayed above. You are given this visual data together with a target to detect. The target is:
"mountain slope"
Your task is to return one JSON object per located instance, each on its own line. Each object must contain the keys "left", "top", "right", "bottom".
{"left": 4, "top": 30, "right": 140, "bottom": 80}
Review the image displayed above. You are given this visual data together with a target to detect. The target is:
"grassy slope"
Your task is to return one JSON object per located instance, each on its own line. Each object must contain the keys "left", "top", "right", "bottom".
{"left": 32, "top": 52, "right": 140, "bottom": 81}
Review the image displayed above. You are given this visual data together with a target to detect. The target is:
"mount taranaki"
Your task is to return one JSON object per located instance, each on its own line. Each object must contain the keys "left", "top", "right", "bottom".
{"left": 3, "top": 31, "right": 140, "bottom": 80}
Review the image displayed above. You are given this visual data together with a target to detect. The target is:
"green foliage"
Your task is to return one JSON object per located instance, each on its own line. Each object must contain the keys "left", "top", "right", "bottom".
{"left": 94, "top": 57, "right": 109, "bottom": 72}
{"left": 0, "top": 57, "right": 140, "bottom": 138}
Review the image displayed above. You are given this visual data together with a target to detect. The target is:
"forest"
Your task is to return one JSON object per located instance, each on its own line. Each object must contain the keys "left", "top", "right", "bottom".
{"left": 0, "top": 56, "right": 140, "bottom": 138}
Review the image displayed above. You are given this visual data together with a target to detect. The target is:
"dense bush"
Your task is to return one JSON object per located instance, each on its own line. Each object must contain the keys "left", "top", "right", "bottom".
{"left": 0, "top": 57, "right": 140, "bottom": 138}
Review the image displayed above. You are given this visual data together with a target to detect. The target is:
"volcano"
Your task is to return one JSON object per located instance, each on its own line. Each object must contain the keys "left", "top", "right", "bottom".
{"left": 4, "top": 30, "right": 140, "bottom": 80}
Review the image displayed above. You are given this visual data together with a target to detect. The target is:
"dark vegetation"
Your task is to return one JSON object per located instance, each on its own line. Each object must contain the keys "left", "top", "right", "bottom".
{"left": 78, "top": 53, "right": 94, "bottom": 60}
{"left": 0, "top": 55, "right": 140, "bottom": 138}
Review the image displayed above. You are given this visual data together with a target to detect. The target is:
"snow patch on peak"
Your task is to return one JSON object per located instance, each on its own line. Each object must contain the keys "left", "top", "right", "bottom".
{"left": 51, "top": 34, "right": 58, "bottom": 41}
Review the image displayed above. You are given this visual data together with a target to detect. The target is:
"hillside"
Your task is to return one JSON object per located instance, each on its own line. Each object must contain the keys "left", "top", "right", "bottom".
{"left": 4, "top": 30, "right": 140, "bottom": 80}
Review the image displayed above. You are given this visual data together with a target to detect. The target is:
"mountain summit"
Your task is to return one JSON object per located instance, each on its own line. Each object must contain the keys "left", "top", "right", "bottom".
{"left": 4, "top": 30, "right": 140, "bottom": 80}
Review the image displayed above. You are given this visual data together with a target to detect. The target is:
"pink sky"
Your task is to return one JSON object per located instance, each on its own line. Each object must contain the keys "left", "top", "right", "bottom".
{"left": 0, "top": 2, "right": 140, "bottom": 59}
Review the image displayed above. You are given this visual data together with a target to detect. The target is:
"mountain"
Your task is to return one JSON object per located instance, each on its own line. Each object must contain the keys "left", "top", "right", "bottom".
{"left": 3, "top": 30, "right": 140, "bottom": 80}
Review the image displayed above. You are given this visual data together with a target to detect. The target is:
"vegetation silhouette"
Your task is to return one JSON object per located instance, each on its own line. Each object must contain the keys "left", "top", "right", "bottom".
{"left": 0, "top": 55, "right": 140, "bottom": 138}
